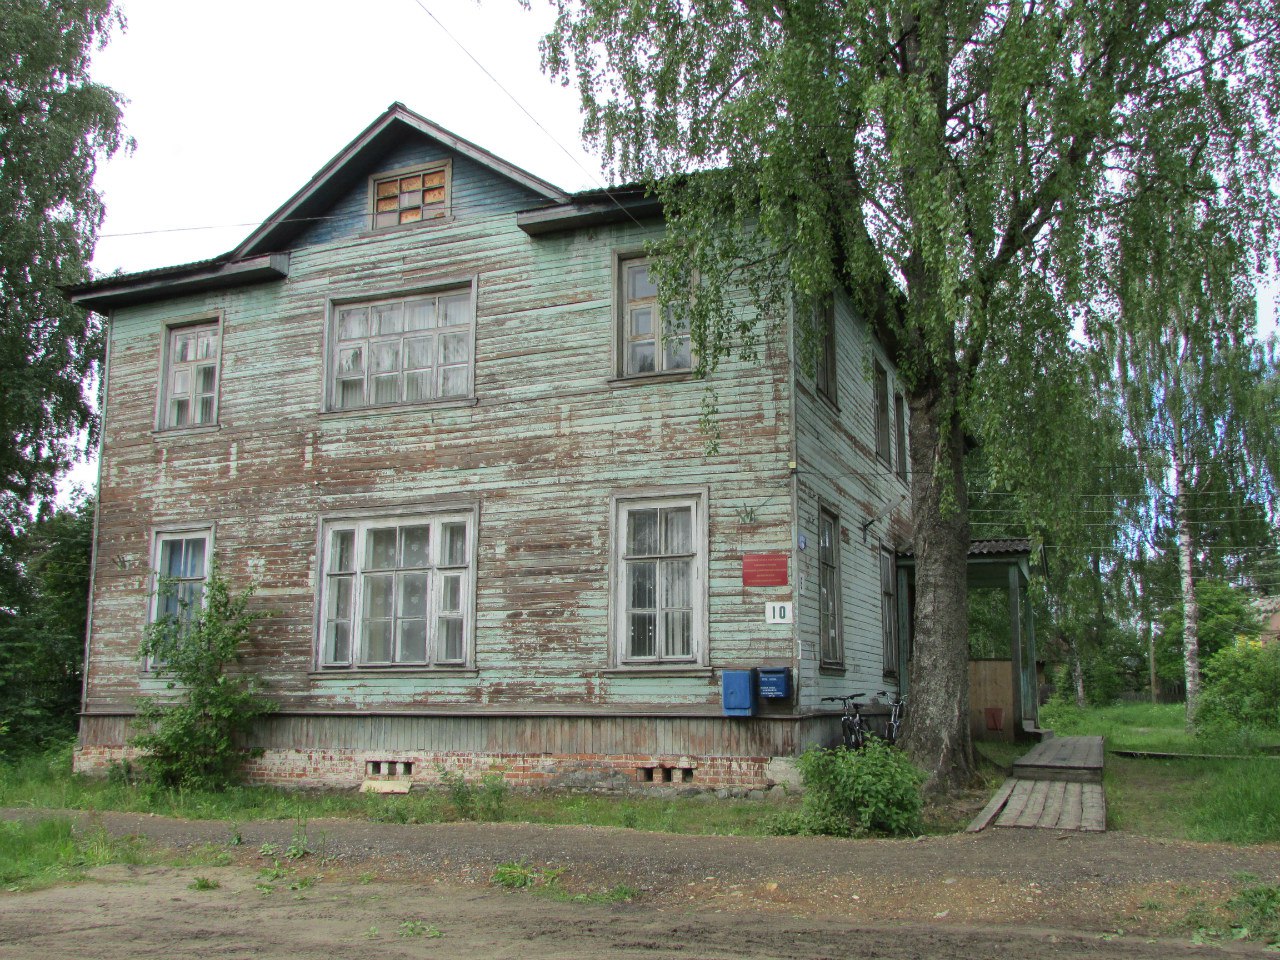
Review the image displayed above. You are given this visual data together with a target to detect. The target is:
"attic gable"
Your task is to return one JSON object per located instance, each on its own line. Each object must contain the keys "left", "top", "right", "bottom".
{"left": 233, "top": 103, "right": 569, "bottom": 258}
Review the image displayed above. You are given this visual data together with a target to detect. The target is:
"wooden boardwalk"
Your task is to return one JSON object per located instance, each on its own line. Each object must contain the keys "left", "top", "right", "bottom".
{"left": 968, "top": 736, "right": 1106, "bottom": 833}
{"left": 1012, "top": 735, "right": 1104, "bottom": 784}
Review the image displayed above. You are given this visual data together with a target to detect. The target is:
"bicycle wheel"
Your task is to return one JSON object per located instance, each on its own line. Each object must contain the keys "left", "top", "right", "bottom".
{"left": 840, "top": 717, "right": 865, "bottom": 750}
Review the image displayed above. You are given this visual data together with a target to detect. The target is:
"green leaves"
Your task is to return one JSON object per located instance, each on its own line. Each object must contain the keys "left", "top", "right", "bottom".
{"left": 0, "top": 0, "right": 128, "bottom": 540}
{"left": 132, "top": 562, "right": 271, "bottom": 790}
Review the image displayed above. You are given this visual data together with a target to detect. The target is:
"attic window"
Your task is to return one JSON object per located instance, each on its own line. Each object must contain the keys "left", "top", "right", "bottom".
{"left": 372, "top": 161, "right": 449, "bottom": 229}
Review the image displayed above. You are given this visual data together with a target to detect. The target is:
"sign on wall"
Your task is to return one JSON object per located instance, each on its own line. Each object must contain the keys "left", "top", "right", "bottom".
{"left": 742, "top": 552, "right": 789, "bottom": 586}
{"left": 765, "top": 602, "right": 793, "bottom": 624}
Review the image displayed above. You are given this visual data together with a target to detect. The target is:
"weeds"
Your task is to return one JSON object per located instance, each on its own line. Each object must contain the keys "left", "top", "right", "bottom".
{"left": 491, "top": 860, "right": 560, "bottom": 889}
{"left": 489, "top": 860, "right": 636, "bottom": 903}
{"left": 188, "top": 876, "right": 220, "bottom": 891}
{"left": 1185, "top": 883, "right": 1280, "bottom": 946}
{"left": 398, "top": 919, "right": 443, "bottom": 938}
{"left": 284, "top": 817, "right": 311, "bottom": 859}
{"left": 438, "top": 769, "right": 509, "bottom": 821}
{"left": 0, "top": 818, "right": 151, "bottom": 892}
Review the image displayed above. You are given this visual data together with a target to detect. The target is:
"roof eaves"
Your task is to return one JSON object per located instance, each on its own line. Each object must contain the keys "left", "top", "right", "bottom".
{"left": 66, "top": 253, "right": 290, "bottom": 313}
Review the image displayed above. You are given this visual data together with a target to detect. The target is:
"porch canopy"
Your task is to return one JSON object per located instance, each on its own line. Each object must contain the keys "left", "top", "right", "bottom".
{"left": 897, "top": 539, "right": 1047, "bottom": 737}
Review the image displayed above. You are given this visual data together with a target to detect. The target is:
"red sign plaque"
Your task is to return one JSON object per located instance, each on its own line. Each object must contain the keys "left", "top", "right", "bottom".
{"left": 742, "top": 552, "right": 789, "bottom": 587}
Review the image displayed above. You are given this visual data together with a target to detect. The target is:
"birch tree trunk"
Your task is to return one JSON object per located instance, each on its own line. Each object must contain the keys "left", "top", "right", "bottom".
{"left": 1171, "top": 440, "right": 1201, "bottom": 720}
{"left": 1071, "top": 639, "right": 1086, "bottom": 708}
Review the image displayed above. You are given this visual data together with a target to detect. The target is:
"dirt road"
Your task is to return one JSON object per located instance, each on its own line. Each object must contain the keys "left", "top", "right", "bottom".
{"left": 1, "top": 809, "right": 1277, "bottom": 958}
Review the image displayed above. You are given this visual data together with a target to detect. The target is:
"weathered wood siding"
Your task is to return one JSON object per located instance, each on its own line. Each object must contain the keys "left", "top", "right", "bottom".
{"left": 84, "top": 131, "right": 798, "bottom": 730}
{"left": 793, "top": 292, "right": 911, "bottom": 713}
{"left": 290, "top": 137, "right": 543, "bottom": 248}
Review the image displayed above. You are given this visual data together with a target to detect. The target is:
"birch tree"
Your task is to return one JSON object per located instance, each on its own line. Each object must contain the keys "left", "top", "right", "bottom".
{"left": 0, "top": 0, "right": 127, "bottom": 541}
{"left": 542, "top": 0, "right": 1280, "bottom": 787}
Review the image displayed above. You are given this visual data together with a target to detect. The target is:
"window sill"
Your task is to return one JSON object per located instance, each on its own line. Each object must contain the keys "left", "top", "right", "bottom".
{"left": 607, "top": 371, "right": 697, "bottom": 387}
{"left": 151, "top": 424, "right": 221, "bottom": 438}
{"left": 317, "top": 397, "right": 479, "bottom": 421}
{"left": 603, "top": 665, "right": 713, "bottom": 677}
{"left": 818, "top": 664, "right": 846, "bottom": 676}
{"left": 309, "top": 667, "right": 479, "bottom": 678}
{"left": 357, "top": 214, "right": 455, "bottom": 239}
{"left": 817, "top": 391, "right": 841, "bottom": 415}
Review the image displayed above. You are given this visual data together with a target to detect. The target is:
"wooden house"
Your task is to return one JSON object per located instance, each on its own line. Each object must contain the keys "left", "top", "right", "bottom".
{"left": 67, "top": 104, "right": 915, "bottom": 792}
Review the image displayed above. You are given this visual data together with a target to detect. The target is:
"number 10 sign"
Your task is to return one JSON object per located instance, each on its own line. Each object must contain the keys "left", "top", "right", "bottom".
{"left": 765, "top": 602, "right": 793, "bottom": 624}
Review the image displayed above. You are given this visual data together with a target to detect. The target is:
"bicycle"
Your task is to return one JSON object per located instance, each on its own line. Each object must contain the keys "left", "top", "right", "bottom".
{"left": 876, "top": 690, "right": 907, "bottom": 745}
{"left": 821, "top": 693, "right": 868, "bottom": 750}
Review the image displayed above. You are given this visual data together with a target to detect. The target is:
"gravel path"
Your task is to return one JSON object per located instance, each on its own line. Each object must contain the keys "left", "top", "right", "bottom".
{"left": 2, "top": 807, "right": 1278, "bottom": 958}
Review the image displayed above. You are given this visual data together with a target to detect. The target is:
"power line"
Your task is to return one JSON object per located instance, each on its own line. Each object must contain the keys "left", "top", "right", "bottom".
{"left": 404, "top": 0, "right": 648, "bottom": 234}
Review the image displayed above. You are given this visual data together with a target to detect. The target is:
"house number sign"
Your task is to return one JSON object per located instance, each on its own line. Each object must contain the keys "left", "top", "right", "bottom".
{"left": 765, "top": 602, "right": 793, "bottom": 624}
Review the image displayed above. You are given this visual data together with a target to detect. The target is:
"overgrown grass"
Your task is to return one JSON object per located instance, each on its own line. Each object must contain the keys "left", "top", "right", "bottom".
{"left": 0, "top": 817, "right": 152, "bottom": 891}
{"left": 1035, "top": 702, "right": 1280, "bottom": 843}
{"left": 1039, "top": 701, "right": 1280, "bottom": 755}
{"left": 0, "top": 748, "right": 784, "bottom": 837}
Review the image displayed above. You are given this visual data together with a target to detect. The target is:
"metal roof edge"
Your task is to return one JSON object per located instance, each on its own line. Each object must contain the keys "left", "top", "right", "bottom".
{"left": 67, "top": 253, "right": 289, "bottom": 313}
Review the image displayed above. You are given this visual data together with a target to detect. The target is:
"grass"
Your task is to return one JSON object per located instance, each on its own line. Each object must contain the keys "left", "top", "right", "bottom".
{"left": 491, "top": 860, "right": 638, "bottom": 904}
{"left": 0, "top": 817, "right": 163, "bottom": 891}
{"left": 0, "top": 747, "right": 787, "bottom": 838}
{"left": 1031, "top": 702, "right": 1280, "bottom": 844}
{"left": 1038, "top": 701, "right": 1280, "bottom": 755}
{"left": 1184, "top": 879, "right": 1280, "bottom": 946}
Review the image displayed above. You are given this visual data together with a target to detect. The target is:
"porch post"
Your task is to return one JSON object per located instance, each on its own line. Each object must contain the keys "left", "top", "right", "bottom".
{"left": 1008, "top": 563, "right": 1025, "bottom": 737}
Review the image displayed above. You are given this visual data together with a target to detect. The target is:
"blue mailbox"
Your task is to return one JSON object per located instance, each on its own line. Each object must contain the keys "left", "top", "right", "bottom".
{"left": 721, "top": 669, "right": 756, "bottom": 717}
{"left": 757, "top": 667, "right": 792, "bottom": 700}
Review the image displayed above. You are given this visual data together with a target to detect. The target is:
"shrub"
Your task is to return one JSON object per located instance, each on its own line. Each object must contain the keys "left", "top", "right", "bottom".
{"left": 132, "top": 562, "right": 272, "bottom": 790}
{"left": 1195, "top": 640, "right": 1280, "bottom": 733}
{"left": 772, "top": 740, "right": 924, "bottom": 837}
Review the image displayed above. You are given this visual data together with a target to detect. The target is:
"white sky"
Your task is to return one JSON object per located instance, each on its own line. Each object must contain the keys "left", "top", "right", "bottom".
{"left": 89, "top": 0, "right": 603, "bottom": 278}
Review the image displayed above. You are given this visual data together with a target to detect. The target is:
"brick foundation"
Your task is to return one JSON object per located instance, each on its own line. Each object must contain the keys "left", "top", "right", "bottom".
{"left": 74, "top": 744, "right": 799, "bottom": 795}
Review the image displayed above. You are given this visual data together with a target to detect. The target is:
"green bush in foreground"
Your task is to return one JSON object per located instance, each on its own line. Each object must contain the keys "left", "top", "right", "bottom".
{"left": 772, "top": 740, "right": 924, "bottom": 837}
{"left": 1196, "top": 641, "right": 1280, "bottom": 734}
{"left": 133, "top": 563, "right": 272, "bottom": 790}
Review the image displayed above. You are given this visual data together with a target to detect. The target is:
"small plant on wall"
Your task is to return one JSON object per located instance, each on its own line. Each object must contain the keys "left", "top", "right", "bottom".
{"left": 133, "top": 560, "right": 272, "bottom": 789}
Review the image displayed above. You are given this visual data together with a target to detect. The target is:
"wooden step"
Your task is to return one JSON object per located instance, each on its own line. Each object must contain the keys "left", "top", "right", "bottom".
{"left": 1012, "top": 735, "right": 1104, "bottom": 784}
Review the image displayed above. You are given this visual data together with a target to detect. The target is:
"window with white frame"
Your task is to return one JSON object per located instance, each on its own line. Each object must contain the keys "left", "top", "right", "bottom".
{"left": 320, "top": 512, "right": 475, "bottom": 668}
{"left": 162, "top": 322, "right": 220, "bottom": 429}
{"left": 614, "top": 494, "right": 705, "bottom": 664}
{"left": 618, "top": 258, "right": 691, "bottom": 376}
{"left": 371, "top": 162, "right": 449, "bottom": 229}
{"left": 149, "top": 528, "right": 212, "bottom": 666}
{"left": 330, "top": 290, "right": 473, "bottom": 410}
{"left": 818, "top": 508, "right": 842, "bottom": 666}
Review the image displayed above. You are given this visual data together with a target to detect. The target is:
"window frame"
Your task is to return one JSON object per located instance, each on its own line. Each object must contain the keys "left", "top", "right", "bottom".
{"left": 817, "top": 506, "right": 843, "bottom": 668}
{"left": 881, "top": 546, "right": 899, "bottom": 678}
{"left": 315, "top": 505, "right": 478, "bottom": 671}
{"left": 366, "top": 159, "right": 452, "bottom": 232}
{"left": 615, "top": 254, "right": 693, "bottom": 379}
{"left": 609, "top": 488, "right": 709, "bottom": 669}
{"left": 814, "top": 301, "right": 838, "bottom": 405}
{"left": 893, "top": 391, "right": 908, "bottom": 481}
{"left": 873, "top": 359, "right": 891, "bottom": 465}
{"left": 156, "top": 314, "right": 222, "bottom": 432}
{"left": 323, "top": 284, "right": 477, "bottom": 413}
{"left": 147, "top": 524, "right": 214, "bottom": 671}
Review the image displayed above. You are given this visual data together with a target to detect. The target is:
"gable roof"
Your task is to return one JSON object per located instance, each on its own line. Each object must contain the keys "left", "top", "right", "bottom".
{"left": 232, "top": 102, "right": 570, "bottom": 258}
{"left": 68, "top": 103, "right": 571, "bottom": 312}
